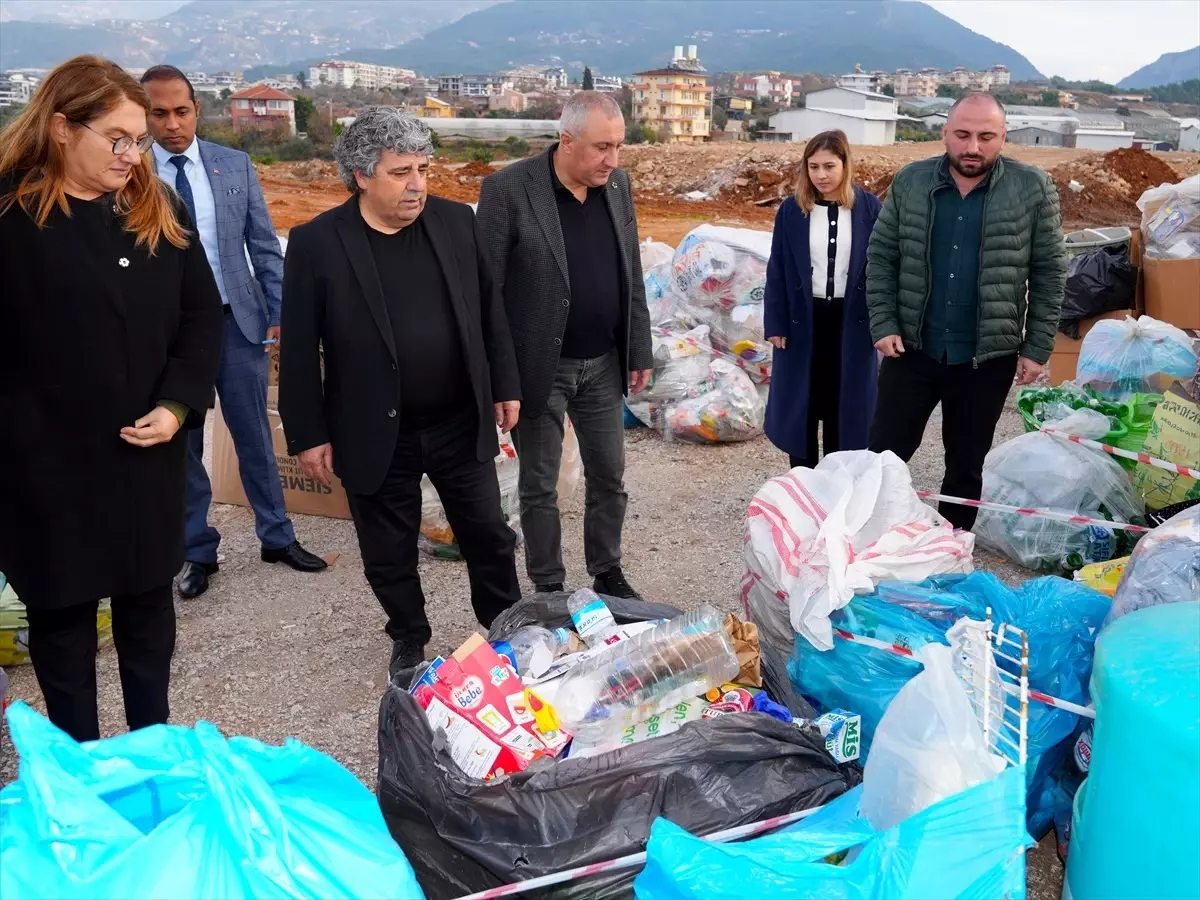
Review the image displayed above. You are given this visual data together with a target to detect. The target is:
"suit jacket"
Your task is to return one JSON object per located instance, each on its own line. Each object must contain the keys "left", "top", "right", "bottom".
{"left": 763, "top": 186, "right": 883, "bottom": 460}
{"left": 278, "top": 194, "right": 520, "bottom": 496}
{"left": 475, "top": 146, "right": 653, "bottom": 417}
{"left": 157, "top": 139, "right": 283, "bottom": 344}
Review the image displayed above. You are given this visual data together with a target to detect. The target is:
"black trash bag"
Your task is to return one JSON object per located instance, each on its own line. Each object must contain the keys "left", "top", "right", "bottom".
{"left": 1059, "top": 244, "right": 1138, "bottom": 339}
{"left": 377, "top": 593, "right": 860, "bottom": 900}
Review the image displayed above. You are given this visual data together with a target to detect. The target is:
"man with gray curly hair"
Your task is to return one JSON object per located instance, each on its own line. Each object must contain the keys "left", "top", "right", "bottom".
{"left": 279, "top": 106, "right": 522, "bottom": 673}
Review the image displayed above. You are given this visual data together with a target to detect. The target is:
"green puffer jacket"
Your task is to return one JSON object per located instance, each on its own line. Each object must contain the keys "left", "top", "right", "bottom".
{"left": 866, "top": 155, "right": 1067, "bottom": 365}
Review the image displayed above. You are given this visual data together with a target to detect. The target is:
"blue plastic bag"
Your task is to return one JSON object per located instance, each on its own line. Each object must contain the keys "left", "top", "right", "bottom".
{"left": 0, "top": 702, "right": 425, "bottom": 899}
{"left": 790, "top": 572, "right": 1110, "bottom": 838}
{"left": 634, "top": 765, "right": 1031, "bottom": 899}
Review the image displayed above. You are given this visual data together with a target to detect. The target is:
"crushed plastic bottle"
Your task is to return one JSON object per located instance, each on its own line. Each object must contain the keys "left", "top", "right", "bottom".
{"left": 553, "top": 604, "right": 739, "bottom": 743}
{"left": 500, "top": 625, "right": 571, "bottom": 678}
{"left": 567, "top": 588, "right": 621, "bottom": 648}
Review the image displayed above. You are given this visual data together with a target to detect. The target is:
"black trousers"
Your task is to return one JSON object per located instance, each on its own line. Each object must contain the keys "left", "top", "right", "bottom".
{"left": 868, "top": 350, "right": 1017, "bottom": 531}
{"left": 347, "top": 412, "right": 520, "bottom": 647}
{"left": 24, "top": 583, "right": 175, "bottom": 743}
{"left": 790, "top": 297, "right": 844, "bottom": 471}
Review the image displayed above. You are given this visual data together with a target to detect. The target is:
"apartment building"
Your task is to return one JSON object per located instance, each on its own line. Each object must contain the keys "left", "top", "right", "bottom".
{"left": 856, "top": 63, "right": 1012, "bottom": 97}
{"left": 734, "top": 72, "right": 794, "bottom": 106}
{"left": 488, "top": 88, "right": 527, "bottom": 113}
{"left": 0, "top": 71, "right": 38, "bottom": 106}
{"left": 632, "top": 45, "right": 712, "bottom": 144}
{"left": 230, "top": 85, "right": 296, "bottom": 136}
{"left": 439, "top": 74, "right": 512, "bottom": 97}
{"left": 309, "top": 61, "right": 414, "bottom": 90}
{"left": 592, "top": 75, "right": 624, "bottom": 93}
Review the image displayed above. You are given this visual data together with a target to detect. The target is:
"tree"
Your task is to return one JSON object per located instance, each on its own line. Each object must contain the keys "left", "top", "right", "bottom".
{"left": 295, "top": 70, "right": 308, "bottom": 89}
{"left": 1040, "top": 90, "right": 1060, "bottom": 107}
{"left": 582, "top": 66, "right": 594, "bottom": 91}
{"left": 220, "top": 88, "right": 232, "bottom": 101}
{"left": 881, "top": 84, "right": 895, "bottom": 97}
{"left": 712, "top": 104, "right": 728, "bottom": 130}
{"left": 936, "top": 84, "right": 966, "bottom": 99}
{"left": 294, "top": 95, "right": 316, "bottom": 133}
{"left": 458, "top": 106, "right": 478, "bottom": 118}
{"left": 617, "top": 85, "right": 633, "bottom": 118}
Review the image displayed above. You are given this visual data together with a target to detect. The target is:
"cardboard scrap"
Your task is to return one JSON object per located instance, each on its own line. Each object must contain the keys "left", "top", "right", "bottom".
{"left": 723, "top": 613, "right": 762, "bottom": 688}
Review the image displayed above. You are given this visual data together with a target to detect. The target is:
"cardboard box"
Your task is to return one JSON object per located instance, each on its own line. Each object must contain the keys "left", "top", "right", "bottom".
{"left": 1049, "top": 309, "right": 1136, "bottom": 386}
{"left": 1142, "top": 257, "right": 1200, "bottom": 330}
{"left": 1131, "top": 383, "right": 1200, "bottom": 510}
{"left": 211, "top": 385, "right": 352, "bottom": 519}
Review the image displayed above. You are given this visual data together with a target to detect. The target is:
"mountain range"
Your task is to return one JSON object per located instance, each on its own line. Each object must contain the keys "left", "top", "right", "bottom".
{"left": 1118, "top": 45, "right": 1200, "bottom": 89}
{"left": 1, "top": 0, "right": 1042, "bottom": 79}
{"left": 0, "top": 0, "right": 494, "bottom": 71}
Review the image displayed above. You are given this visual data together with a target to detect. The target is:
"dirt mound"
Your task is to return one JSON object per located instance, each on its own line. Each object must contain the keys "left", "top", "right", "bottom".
{"left": 288, "top": 159, "right": 338, "bottom": 181}
{"left": 456, "top": 160, "right": 496, "bottom": 179}
{"left": 1103, "top": 147, "right": 1178, "bottom": 199}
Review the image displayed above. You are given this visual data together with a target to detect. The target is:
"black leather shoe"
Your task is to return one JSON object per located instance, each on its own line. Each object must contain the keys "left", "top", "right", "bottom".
{"left": 593, "top": 567, "right": 643, "bottom": 601}
{"left": 389, "top": 639, "right": 427, "bottom": 677}
{"left": 261, "top": 540, "right": 327, "bottom": 572}
{"left": 176, "top": 561, "right": 218, "bottom": 599}
{"left": 535, "top": 582, "right": 565, "bottom": 593}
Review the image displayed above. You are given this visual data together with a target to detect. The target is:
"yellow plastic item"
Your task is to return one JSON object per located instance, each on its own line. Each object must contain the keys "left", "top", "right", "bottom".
{"left": 524, "top": 688, "right": 561, "bottom": 735}
{"left": 1073, "top": 556, "right": 1130, "bottom": 597}
{"left": 0, "top": 579, "right": 113, "bottom": 666}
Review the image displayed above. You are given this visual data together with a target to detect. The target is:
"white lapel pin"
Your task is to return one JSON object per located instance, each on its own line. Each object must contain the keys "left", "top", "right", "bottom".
{"left": 118, "top": 258, "right": 130, "bottom": 267}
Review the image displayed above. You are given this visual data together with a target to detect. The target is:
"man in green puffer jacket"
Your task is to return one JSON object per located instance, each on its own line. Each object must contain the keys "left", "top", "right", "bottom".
{"left": 866, "top": 92, "right": 1066, "bottom": 530}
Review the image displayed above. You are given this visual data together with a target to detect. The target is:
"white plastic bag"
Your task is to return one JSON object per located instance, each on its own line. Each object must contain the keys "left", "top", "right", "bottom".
{"left": 860, "top": 642, "right": 1006, "bottom": 832}
{"left": 1076, "top": 314, "right": 1197, "bottom": 400}
{"left": 741, "top": 450, "right": 975, "bottom": 655}
{"left": 1138, "top": 174, "right": 1200, "bottom": 259}
{"left": 974, "top": 410, "right": 1144, "bottom": 572}
{"left": 420, "top": 429, "right": 522, "bottom": 558}
{"left": 1105, "top": 505, "right": 1200, "bottom": 627}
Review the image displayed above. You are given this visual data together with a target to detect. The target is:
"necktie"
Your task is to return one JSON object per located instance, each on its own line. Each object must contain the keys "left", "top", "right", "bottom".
{"left": 169, "top": 155, "right": 197, "bottom": 225}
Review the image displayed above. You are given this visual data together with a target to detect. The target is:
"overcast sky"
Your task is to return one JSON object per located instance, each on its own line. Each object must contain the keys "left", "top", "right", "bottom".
{"left": 924, "top": 0, "right": 1200, "bottom": 82}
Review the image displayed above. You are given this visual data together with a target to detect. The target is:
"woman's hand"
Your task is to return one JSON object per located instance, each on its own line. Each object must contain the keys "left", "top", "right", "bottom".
{"left": 767, "top": 336, "right": 787, "bottom": 350}
{"left": 120, "top": 406, "right": 183, "bottom": 448}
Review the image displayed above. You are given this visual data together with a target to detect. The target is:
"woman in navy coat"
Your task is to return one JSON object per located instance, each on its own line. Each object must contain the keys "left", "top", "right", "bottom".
{"left": 764, "top": 130, "right": 882, "bottom": 469}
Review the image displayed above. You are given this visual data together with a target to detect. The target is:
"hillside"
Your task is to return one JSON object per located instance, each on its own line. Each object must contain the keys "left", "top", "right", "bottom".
{"left": 0, "top": 0, "right": 1041, "bottom": 79}
{"left": 359, "top": 0, "right": 1042, "bottom": 77}
{"left": 0, "top": 0, "right": 494, "bottom": 70}
{"left": 1118, "top": 45, "right": 1200, "bottom": 89}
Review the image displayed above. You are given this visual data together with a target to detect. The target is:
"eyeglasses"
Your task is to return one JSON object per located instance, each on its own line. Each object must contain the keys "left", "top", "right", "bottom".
{"left": 73, "top": 120, "right": 154, "bottom": 155}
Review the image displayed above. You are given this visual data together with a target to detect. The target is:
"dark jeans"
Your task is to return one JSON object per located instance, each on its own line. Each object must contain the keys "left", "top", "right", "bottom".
{"left": 790, "top": 297, "right": 844, "bottom": 470}
{"left": 869, "top": 350, "right": 1017, "bottom": 531}
{"left": 512, "top": 351, "right": 626, "bottom": 586}
{"left": 25, "top": 583, "right": 176, "bottom": 743}
{"left": 346, "top": 412, "right": 520, "bottom": 647}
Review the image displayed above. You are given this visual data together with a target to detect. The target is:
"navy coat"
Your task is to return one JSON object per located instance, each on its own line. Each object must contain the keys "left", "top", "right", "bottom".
{"left": 764, "top": 186, "right": 883, "bottom": 460}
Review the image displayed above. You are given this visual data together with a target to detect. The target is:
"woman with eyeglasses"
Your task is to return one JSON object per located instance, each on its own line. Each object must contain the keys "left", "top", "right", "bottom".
{"left": 0, "top": 55, "right": 223, "bottom": 741}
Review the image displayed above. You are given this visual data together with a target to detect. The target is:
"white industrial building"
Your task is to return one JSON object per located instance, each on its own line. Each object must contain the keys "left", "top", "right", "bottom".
{"left": 1176, "top": 119, "right": 1200, "bottom": 152}
{"left": 1070, "top": 129, "right": 1135, "bottom": 151}
{"left": 1007, "top": 124, "right": 1071, "bottom": 147}
{"left": 768, "top": 87, "right": 900, "bottom": 146}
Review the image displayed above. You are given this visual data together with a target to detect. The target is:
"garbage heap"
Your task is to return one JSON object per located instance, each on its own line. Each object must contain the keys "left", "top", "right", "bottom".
{"left": 377, "top": 590, "right": 860, "bottom": 898}
{"left": 628, "top": 225, "right": 773, "bottom": 442}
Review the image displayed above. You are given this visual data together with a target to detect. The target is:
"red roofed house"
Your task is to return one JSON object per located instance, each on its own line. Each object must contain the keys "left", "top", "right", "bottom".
{"left": 230, "top": 85, "right": 296, "bottom": 136}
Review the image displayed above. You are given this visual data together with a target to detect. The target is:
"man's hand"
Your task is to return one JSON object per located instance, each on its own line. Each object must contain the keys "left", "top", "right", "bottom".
{"left": 120, "top": 406, "right": 182, "bottom": 448}
{"left": 494, "top": 400, "right": 520, "bottom": 434}
{"left": 1015, "top": 357, "right": 1044, "bottom": 386}
{"left": 265, "top": 325, "right": 281, "bottom": 353}
{"left": 767, "top": 336, "right": 787, "bottom": 350}
{"left": 874, "top": 335, "right": 905, "bottom": 358}
{"left": 299, "top": 443, "right": 334, "bottom": 488}
{"left": 629, "top": 369, "right": 652, "bottom": 394}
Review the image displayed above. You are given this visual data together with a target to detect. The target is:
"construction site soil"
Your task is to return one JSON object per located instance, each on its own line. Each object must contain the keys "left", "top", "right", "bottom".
{"left": 260, "top": 144, "right": 1200, "bottom": 246}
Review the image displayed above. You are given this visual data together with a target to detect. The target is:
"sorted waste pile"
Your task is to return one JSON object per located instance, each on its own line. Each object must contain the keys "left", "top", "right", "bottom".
{"left": 377, "top": 590, "right": 860, "bottom": 898}
{"left": 628, "top": 227, "right": 774, "bottom": 441}
{"left": 0, "top": 572, "right": 111, "bottom": 667}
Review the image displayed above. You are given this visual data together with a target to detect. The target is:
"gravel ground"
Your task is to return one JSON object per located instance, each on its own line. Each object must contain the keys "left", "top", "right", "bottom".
{"left": 0, "top": 389, "right": 1063, "bottom": 897}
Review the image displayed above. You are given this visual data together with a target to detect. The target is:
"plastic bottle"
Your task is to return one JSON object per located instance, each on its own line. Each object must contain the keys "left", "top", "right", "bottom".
{"left": 553, "top": 604, "right": 739, "bottom": 743}
{"left": 500, "top": 625, "right": 571, "bottom": 678}
{"left": 567, "top": 588, "right": 621, "bottom": 648}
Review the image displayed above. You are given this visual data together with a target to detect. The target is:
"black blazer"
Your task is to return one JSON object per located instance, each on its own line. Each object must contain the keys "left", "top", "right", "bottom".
{"left": 0, "top": 180, "right": 223, "bottom": 609}
{"left": 278, "top": 194, "right": 520, "bottom": 496}
{"left": 475, "top": 146, "right": 653, "bottom": 418}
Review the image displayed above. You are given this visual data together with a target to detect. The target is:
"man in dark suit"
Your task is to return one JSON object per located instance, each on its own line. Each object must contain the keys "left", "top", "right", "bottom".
{"left": 142, "top": 65, "right": 326, "bottom": 598}
{"left": 279, "top": 107, "right": 522, "bottom": 672}
{"left": 476, "top": 91, "right": 653, "bottom": 600}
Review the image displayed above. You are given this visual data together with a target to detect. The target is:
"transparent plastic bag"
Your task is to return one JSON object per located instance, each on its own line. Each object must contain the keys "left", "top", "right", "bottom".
{"left": 975, "top": 410, "right": 1145, "bottom": 572}
{"left": 859, "top": 642, "right": 1005, "bottom": 832}
{"left": 1105, "top": 505, "right": 1200, "bottom": 627}
{"left": 662, "top": 358, "right": 765, "bottom": 443}
{"left": 1138, "top": 174, "right": 1200, "bottom": 259}
{"left": 419, "top": 430, "right": 522, "bottom": 559}
{"left": 1077, "top": 314, "right": 1197, "bottom": 400}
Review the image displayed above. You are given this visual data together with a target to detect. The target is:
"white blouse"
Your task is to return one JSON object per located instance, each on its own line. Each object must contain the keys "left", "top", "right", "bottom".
{"left": 809, "top": 201, "right": 852, "bottom": 301}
